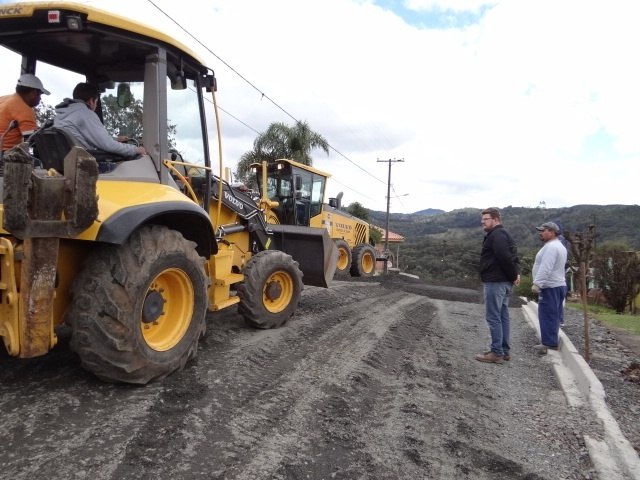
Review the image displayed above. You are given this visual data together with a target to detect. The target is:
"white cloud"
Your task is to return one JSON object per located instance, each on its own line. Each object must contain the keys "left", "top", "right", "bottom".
{"left": 1, "top": 0, "right": 638, "bottom": 214}
{"left": 405, "top": 0, "right": 496, "bottom": 13}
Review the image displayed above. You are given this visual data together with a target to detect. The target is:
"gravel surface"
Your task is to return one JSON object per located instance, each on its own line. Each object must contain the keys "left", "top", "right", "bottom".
{"left": 0, "top": 273, "right": 638, "bottom": 479}
{"left": 559, "top": 306, "right": 640, "bottom": 456}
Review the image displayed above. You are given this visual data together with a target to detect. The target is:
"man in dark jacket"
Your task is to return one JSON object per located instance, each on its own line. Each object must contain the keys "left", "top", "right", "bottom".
{"left": 476, "top": 207, "right": 520, "bottom": 364}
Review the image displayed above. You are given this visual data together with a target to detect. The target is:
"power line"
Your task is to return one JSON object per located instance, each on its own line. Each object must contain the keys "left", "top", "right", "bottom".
{"left": 146, "top": 0, "right": 387, "bottom": 187}
{"left": 215, "top": 104, "right": 261, "bottom": 136}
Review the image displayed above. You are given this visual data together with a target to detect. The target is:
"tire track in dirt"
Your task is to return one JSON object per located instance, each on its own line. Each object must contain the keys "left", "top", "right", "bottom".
{"left": 109, "top": 284, "right": 382, "bottom": 477}
{"left": 288, "top": 299, "right": 441, "bottom": 479}
{"left": 112, "top": 283, "right": 432, "bottom": 479}
{"left": 1, "top": 278, "right": 606, "bottom": 479}
{"left": 0, "top": 334, "right": 165, "bottom": 480}
{"left": 235, "top": 293, "right": 436, "bottom": 480}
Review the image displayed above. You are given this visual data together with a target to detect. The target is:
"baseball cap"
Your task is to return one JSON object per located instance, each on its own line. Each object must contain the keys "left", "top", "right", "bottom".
{"left": 536, "top": 221, "right": 560, "bottom": 233}
{"left": 16, "top": 74, "right": 50, "bottom": 95}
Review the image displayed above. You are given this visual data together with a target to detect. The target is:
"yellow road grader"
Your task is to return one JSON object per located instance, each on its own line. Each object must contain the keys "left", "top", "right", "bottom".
{"left": 253, "top": 159, "right": 378, "bottom": 277}
{"left": 0, "top": 2, "right": 336, "bottom": 384}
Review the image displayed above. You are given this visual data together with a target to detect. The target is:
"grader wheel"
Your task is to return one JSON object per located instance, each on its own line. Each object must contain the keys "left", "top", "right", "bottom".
{"left": 334, "top": 239, "right": 352, "bottom": 278}
{"left": 350, "top": 243, "right": 377, "bottom": 277}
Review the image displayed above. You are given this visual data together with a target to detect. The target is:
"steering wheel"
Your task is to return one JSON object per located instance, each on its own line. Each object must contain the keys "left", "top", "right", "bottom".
{"left": 124, "top": 137, "right": 140, "bottom": 146}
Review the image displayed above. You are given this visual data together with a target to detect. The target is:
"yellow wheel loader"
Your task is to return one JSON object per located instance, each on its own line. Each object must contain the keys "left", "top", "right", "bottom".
{"left": 253, "top": 159, "right": 378, "bottom": 278}
{"left": 0, "top": 3, "right": 336, "bottom": 384}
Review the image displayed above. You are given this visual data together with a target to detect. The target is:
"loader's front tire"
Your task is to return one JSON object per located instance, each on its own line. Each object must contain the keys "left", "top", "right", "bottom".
{"left": 68, "top": 225, "right": 207, "bottom": 384}
{"left": 350, "top": 243, "right": 377, "bottom": 277}
{"left": 334, "top": 239, "right": 352, "bottom": 278}
{"left": 237, "top": 250, "right": 303, "bottom": 329}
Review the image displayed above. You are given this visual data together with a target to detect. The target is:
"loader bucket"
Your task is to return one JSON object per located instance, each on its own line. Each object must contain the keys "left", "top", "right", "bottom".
{"left": 268, "top": 224, "right": 338, "bottom": 288}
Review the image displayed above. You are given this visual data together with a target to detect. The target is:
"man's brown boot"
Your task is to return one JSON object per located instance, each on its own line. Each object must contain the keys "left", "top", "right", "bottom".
{"left": 475, "top": 351, "right": 504, "bottom": 364}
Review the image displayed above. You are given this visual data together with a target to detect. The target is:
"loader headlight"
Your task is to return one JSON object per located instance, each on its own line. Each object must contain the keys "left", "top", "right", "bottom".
{"left": 66, "top": 15, "right": 83, "bottom": 31}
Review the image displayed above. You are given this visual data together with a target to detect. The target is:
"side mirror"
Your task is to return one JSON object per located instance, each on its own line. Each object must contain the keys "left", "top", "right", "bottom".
{"left": 204, "top": 74, "right": 217, "bottom": 92}
{"left": 117, "top": 83, "right": 132, "bottom": 108}
{"left": 170, "top": 71, "right": 187, "bottom": 90}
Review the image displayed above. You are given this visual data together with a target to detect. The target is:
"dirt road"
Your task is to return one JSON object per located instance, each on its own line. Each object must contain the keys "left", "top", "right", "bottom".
{"left": 0, "top": 276, "right": 616, "bottom": 479}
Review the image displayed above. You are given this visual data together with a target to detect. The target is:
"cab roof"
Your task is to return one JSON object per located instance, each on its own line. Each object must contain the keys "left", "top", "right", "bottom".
{"left": 0, "top": 2, "right": 207, "bottom": 82}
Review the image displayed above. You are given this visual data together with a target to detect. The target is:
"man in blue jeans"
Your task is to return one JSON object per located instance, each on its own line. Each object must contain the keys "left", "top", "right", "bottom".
{"left": 476, "top": 207, "right": 521, "bottom": 364}
{"left": 531, "top": 222, "right": 568, "bottom": 354}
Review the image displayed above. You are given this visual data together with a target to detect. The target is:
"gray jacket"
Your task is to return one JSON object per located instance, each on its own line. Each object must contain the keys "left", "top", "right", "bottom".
{"left": 532, "top": 238, "right": 567, "bottom": 288}
{"left": 53, "top": 99, "right": 138, "bottom": 157}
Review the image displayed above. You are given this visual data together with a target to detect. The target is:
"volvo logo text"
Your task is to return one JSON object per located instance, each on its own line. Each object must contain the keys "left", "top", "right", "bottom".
{"left": 224, "top": 191, "right": 244, "bottom": 210}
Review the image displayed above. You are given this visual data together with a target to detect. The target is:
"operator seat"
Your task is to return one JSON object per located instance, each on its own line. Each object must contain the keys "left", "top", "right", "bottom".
{"left": 30, "top": 125, "right": 133, "bottom": 174}
{"left": 29, "top": 126, "right": 79, "bottom": 173}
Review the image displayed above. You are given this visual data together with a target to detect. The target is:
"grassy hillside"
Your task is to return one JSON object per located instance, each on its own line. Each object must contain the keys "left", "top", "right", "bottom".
{"left": 366, "top": 204, "right": 640, "bottom": 285}
{"left": 369, "top": 205, "right": 640, "bottom": 250}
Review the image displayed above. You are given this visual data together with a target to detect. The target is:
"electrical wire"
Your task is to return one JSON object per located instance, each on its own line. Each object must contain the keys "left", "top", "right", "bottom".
{"left": 146, "top": 0, "right": 388, "bottom": 192}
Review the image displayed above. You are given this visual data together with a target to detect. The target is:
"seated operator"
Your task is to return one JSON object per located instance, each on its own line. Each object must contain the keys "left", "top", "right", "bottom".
{"left": 54, "top": 82, "right": 146, "bottom": 158}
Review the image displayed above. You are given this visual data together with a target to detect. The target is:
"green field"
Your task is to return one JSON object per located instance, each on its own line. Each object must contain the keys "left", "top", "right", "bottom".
{"left": 567, "top": 303, "right": 640, "bottom": 335}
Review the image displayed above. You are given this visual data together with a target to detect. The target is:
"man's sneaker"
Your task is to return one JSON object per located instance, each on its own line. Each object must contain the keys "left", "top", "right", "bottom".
{"left": 475, "top": 351, "right": 504, "bottom": 364}
{"left": 533, "top": 344, "right": 558, "bottom": 355}
{"left": 533, "top": 344, "right": 548, "bottom": 355}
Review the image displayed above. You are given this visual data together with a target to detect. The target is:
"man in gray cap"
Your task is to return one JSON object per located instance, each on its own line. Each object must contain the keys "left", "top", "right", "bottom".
{"left": 0, "top": 73, "right": 50, "bottom": 152}
{"left": 531, "top": 221, "right": 568, "bottom": 354}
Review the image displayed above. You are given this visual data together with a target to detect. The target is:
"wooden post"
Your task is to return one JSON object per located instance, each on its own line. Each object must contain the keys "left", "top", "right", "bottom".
{"left": 580, "top": 260, "right": 590, "bottom": 362}
{"left": 566, "top": 225, "right": 597, "bottom": 363}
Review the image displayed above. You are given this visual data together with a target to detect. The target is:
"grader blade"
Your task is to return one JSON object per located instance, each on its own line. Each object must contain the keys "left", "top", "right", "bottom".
{"left": 268, "top": 224, "right": 338, "bottom": 288}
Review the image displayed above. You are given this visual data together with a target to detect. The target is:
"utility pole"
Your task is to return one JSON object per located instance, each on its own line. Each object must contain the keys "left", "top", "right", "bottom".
{"left": 377, "top": 158, "right": 404, "bottom": 275}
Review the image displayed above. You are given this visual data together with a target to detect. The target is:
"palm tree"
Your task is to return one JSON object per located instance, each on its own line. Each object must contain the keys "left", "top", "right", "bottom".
{"left": 235, "top": 120, "right": 329, "bottom": 181}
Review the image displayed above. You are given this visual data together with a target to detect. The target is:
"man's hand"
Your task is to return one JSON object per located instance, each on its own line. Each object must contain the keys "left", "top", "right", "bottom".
{"left": 531, "top": 284, "right": 540, "bottom": 294}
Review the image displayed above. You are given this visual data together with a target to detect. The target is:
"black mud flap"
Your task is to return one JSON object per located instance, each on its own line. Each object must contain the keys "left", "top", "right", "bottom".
{"left": 268, "top": 224, "right": 338, "bottom": 288}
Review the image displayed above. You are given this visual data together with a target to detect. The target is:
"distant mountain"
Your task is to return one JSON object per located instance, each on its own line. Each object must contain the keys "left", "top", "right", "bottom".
{"left": 413, "top": 208, "right": 445, "bottom": 216}
{"left": 366, "top": 204, "right": 640, "bottom": 285}
{"left": 367, "top": 204, "right": 640, "bottom": 250}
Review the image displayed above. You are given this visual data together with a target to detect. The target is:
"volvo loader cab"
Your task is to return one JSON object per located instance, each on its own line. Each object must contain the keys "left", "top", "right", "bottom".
{"left": 0, "top": 2, "right": 336, "bottom": 384}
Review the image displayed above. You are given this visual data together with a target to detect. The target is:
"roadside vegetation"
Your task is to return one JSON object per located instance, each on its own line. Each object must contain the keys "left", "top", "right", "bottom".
{"left": 567, "top": 302, "right": 640, "bottom": 336}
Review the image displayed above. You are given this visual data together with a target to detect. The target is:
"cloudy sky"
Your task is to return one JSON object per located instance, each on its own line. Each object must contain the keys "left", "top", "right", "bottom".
{"left": 1, "top": 0, "right": 638, "bottom": 213}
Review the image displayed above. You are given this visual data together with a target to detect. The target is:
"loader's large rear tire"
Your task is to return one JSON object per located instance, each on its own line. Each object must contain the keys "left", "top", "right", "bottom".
{"left": 334, "top": 239, "right": 352, "bottom": 278}
{"left": 237, "top": 250, "right": 303, "bottom": 329}
{"left": 68, "top": 225, "right": 208, "bottom": 384}
{"left": 350, "top": 243, "right": 377, "bottom": 277}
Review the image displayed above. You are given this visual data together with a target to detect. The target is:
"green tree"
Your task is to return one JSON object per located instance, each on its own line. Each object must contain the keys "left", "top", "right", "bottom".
{"left": 346, "top": 201, "right": 369, "bottom": 221}
{"left": 592, "top": 243, "right": 640, "bottom": 313}
{"left": 101, "top": 94, "right": 177, "bottom": 149}
{"left": 369, "top": 226, "right": 382, "bottom": 246}
{"left": 35, "top": 102, "right": 56, "bottom": 126}
{"left": 236, "top": 120, "right": 329, "bottom": 180}
{"left": 101, "top": 93, "right": 143, "bottom": 139}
